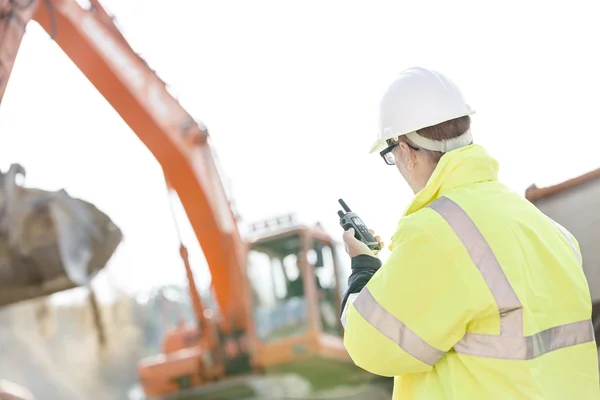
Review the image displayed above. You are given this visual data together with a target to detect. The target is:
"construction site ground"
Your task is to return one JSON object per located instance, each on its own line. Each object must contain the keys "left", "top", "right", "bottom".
{"left": 0, "top": 295, "right": 391, "bottom": 400}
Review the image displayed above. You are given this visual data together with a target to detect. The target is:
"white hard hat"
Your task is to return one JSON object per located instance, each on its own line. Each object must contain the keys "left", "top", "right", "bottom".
{"left": 370, "top": 66, "right": 475, "bottom": 154}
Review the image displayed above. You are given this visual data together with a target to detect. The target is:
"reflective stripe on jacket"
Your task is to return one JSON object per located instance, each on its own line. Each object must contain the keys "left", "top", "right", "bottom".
{"left": 341, "top": 144, "right": 600, "bottom": 399}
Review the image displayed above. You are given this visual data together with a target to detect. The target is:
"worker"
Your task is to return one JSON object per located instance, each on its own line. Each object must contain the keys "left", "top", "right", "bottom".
{"left": 339, "top": 66, "right": 600, "bottom": 399}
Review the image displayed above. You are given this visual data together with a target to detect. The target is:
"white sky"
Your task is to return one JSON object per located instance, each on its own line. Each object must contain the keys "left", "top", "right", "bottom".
{"left": 0, "top": 0, "right": 599, "bottom": 303}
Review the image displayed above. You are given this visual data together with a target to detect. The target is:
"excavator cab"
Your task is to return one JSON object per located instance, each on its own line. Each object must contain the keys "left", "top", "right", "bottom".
{"left": 245, "top": 216, "right": 370, "bottom": 391}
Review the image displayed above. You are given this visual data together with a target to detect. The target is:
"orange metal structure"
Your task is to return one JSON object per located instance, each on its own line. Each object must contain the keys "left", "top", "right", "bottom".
{"left": 0, "top": 1, "right": 382, "bottom": 398}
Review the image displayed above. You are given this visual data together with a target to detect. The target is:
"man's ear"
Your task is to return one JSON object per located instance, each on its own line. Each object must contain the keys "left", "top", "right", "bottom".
{"left": 397, "top": 142, "right": 415, "bottom": 170}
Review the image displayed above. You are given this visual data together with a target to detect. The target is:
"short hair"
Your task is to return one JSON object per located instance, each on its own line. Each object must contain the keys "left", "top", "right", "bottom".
{"left": 400, "top": 115, "right": 471, "bottom": 164}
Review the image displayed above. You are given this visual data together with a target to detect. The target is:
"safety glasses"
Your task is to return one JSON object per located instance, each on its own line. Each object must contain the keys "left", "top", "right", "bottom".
{"left": 379, "top": 139, "right": 420, "bottom": 165}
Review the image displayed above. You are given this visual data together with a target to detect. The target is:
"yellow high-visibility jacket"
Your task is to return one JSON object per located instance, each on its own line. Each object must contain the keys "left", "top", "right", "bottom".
{"left": 341, "top": 144, "right": 600, "bottom": 399}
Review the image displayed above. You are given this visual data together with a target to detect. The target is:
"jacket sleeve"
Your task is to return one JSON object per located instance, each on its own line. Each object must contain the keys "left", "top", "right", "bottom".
{"left": 341, "top": 220, "right": 476, "bottom": 377}
{"left": 340, "top": 255, "right": 382, "bottom": 326}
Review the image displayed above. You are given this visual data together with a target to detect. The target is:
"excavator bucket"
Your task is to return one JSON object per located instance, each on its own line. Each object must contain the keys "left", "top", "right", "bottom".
{"left": 0, "top": 164, "right": 122, "bottom": 307}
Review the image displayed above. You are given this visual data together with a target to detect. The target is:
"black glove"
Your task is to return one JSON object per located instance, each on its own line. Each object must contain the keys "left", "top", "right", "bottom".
{"left": 340, "top": 255, "right": 382, "bottom": 317}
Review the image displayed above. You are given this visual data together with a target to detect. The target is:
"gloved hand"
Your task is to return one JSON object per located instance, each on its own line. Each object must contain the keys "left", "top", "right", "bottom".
{"left": 342, "top": 228, "right": 384, "bottom": 258}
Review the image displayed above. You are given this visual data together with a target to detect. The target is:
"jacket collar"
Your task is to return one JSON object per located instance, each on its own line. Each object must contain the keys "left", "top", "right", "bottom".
{"left": 390, "top": 144, "right": 499, "bottom": 249}
{"left": 403, "top": 144, "right": 499, "bottom": 216}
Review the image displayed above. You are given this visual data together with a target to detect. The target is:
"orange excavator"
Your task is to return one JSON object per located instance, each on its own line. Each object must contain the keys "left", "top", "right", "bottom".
{"left": 0, "top": 1, "right": 391, "bottom": 399}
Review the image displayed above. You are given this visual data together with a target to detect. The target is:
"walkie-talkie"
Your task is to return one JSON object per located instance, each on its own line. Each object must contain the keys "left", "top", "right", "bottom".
{"left": 337, "top": 198, "right": 381, "bottom": 252}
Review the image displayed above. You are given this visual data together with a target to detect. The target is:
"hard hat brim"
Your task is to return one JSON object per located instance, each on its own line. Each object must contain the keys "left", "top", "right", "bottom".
{"left": 369, "top": 138, "right": 391, "bottom": 154}
{"left": 370, "top": 108, "right": 476, "bottom": 154}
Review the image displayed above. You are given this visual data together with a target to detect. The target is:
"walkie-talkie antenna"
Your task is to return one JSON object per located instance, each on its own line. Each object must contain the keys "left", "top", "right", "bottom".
{"left": 338, "top": 199, "right": 351, "bottom": 212}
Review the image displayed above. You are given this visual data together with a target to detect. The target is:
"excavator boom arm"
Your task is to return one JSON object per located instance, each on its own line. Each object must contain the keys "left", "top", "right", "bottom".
{"left": 0, "top": 0, "right": 250, "bottom": 334}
